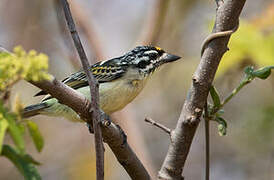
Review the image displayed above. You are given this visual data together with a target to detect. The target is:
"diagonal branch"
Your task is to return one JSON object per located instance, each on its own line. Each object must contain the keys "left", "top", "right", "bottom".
{"left": 101, "top": 118, "right": 151, "bottom": 180}
{"left": 145, "top": 117, "right": 171, "bottom": 135}
{"left": 158, "top": 0, "right": 246, "bottom": 179}
{"left": 30, "top": 78, "right": 151, "bottom": 179}
{"left": 59, "top": 0, "right": 103, "bottom": 179}
{"left": 53, "top": 0, "right": 81, "bottom": 68}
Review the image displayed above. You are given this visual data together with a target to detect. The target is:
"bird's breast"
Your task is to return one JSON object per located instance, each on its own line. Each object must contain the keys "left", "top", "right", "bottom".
{"left": 77, "top": 68, "right": 150, "bottom": 114}
{"left": 98, "top": 77, "right": 148, "bottom": 114}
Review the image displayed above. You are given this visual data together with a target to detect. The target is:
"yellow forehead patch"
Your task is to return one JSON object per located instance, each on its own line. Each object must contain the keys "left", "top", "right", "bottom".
{"left": 155, "top": 46, "right": 162, "bottom": 51}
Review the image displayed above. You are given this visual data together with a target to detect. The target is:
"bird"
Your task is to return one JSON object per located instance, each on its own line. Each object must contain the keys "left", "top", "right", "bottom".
{"left": 23, "top": 46, "right": 181, "bottom": 122}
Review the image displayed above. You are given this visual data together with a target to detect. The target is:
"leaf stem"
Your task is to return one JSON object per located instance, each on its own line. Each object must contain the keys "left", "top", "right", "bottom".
{"left": 212, "top": 77, "right": 253, "bottom": 115}
{"left": 222, "top": 78, "right": 252, "bottom": 107}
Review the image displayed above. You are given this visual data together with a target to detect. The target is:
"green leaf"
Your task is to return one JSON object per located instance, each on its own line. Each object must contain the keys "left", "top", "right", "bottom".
{"left": 209, "top": 86, "right": 221, "bottom": 108}
{"left": 1, "top": 144, "right": 41, "bottom": 180}
{"left": 216, "top": 117, "right": 227, "bottom": 136}
{"left": 27, "top": 121, "right": 44, "bottom": 152}
{"left": 244, "top": 66, "right": 254, "bottom": 75}
{"left": 216, "top": 109, "right": 224, "bottom": 116}
{"left": 6, "top": 114, "right": 25, "bottom": 153}
{"left": 0, "top": 117, "right": 8, "bottom": 153}
{"left": 243, "top": 66, "right": 274, "bottom": 81}
{"left": 22, "top": 154, "right": 41, "bottom": 165}
{"left": 18, "top": 123, "right": 25, "bottom": 135}
{"left": 252, "top": 66, "right": 274, "bottom": 80}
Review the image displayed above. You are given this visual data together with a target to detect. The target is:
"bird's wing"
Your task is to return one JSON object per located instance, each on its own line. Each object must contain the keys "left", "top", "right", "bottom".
{"left": 35, "top": 60, "right": 127, "bottom": 97}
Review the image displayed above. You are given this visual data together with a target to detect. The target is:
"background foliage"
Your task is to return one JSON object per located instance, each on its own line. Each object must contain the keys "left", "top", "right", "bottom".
{"left": 0, "top": 0, "right": 273, "bottom": 179}
{"left": 0, "top": 47, "right": 49, "bottom": 179}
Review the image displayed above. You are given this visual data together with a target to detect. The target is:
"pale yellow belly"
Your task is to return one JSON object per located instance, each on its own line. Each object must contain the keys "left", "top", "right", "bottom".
{"left": 76, "top": 78, "right": 147, "bottom": 115}
{"left": 100, "top": 79, "right": 146, "bottom": 113}
{"left": 41, "top": 77, "right": 148, "bottom": 122}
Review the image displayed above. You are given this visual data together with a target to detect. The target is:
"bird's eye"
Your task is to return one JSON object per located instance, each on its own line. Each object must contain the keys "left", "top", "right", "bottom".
{"left": 149, "top": 53, "right": 158, "bottom": 59}
{"left": 158, "top": 50, "right": 164, "bottom": 56}
{"left": 137, "top": 60, "right": 150, "bottom": 68}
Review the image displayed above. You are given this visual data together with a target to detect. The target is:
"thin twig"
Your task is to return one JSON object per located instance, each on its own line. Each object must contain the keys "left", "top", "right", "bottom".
{"left": 59, "top": 0, "right": 104, "bottom": 179}
{"left": 53, "top": 0, "right": 81, "bottom": 68}
{"left": 159, "top": 0, "right": 246, "bottom": 179}
{"left": 211, "top": 77, "right": 252, "bottom": 115}
{"left": 145, "top": 118, "right": 171, "bottom": 135}
{"left": 69, "top": 0, "right": 104, "bottom": 61}
{"left": 222, "top": 78, "right": 250, "bottom": 107}
{"left": 204, "top": 103, "right": 210, "bottom": 180}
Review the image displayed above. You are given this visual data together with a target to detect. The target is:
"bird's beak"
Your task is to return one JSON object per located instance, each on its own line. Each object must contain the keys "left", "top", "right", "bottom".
{"left": 162, "top": 53, "right": 181, "bottom": 63}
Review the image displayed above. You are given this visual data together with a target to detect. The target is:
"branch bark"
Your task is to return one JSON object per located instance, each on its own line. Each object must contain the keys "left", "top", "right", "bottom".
{"left": 69, "top": 0, "right": 104, "bottom": 61}
{"left": 158, "top": 0, "right": 246, "bottom": 179}
{"left": 30, "top": 78, "right": 151, "bottom": 180}
{"left": 60, "top": 0, "right": 104, "bottom": 179}
{"left": 145, "top": 118, "right": 171, "bottom": 135}
{"left": 204, "top": 103, "right": 210, "bottom": 180}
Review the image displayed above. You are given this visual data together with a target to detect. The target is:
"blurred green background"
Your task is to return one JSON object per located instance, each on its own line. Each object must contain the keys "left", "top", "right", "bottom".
{"left": 0, "top": 0, "right": 273, "bottom": 179}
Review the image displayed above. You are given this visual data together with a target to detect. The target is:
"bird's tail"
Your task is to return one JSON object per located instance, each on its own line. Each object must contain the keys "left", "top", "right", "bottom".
{"left": 22, "top": 103, "right": 50, "bottom": 118}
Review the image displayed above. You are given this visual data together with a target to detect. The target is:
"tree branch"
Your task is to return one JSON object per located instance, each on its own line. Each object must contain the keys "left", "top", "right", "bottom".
{"left": 145, "top": 118, "right": 171, "bottom": 135}
{"left": 101, "top": 117, "right": 151, "bottom": 180}
{"left": 30, "top": 78, "right": 151, "bottom": 179}
{"left": 204, "top": 103, "right": 210, "bottom": 180}
{"left": 69, "top": 0, "right": 104, "bottom": 61}
{"left": 60, "top": 0, "right": 103, "bottom": 179}
{"left": 53, "top": 0, "right": 81, "bottom": 68}
{"left": 158, "top": 0, "right": 246, "bottom": 179}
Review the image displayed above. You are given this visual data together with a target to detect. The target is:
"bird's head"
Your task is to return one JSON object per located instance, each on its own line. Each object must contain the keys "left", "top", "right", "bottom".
{"left": 118, "top": 46, "right": 181, "bottom": 75}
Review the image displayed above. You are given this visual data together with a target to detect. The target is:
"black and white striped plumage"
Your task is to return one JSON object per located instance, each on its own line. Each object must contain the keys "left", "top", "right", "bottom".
{"left": 24, "top": 46, "right": 181, "bottom": 122}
